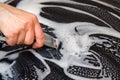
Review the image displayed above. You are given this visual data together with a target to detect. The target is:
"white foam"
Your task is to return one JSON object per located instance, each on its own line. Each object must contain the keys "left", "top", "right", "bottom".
{"left": 1, "top": 61, "right": 16, "bottom": 80}
{"left": 29, "top": 49, "right": 51, "bottom": 79}
{"left": 0, "top": 62, "right": 10, "bottom": 73}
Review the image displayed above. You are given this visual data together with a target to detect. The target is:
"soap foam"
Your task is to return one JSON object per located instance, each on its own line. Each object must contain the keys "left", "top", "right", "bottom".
{"left": 0, "top": 62, "right": 10, "bottom": 73}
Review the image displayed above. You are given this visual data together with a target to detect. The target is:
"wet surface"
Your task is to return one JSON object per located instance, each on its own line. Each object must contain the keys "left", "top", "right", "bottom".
{"left": 0, "top": 0, "right": 120, "bottom": 80}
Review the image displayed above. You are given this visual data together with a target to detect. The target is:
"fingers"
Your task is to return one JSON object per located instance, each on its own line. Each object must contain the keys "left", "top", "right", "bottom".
{"left": 5, "top": 22, "right": 44, "bottom": 48}
{"left": 5, "top": 30, "right": 26, "bottom": 46}
{"left": 17, "top": 30, "right": 26, "bottom": 44}
{"left": 6, "top": 28, "right": 34, "bottom": 46}
{"left": 6, "top": 33, "right": 18, "bottom": 46}
{"left": 32, "top": 22, "right": 45, "bottom": 48}
{"left": 24, "top": 27, "right": 34, "bottom": 45}
{"left": 1, "top": 11, "right": 44, "bottom": 48}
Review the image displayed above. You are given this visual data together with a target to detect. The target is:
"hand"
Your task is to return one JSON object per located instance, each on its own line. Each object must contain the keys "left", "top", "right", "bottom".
{"left": 0, "top": 3, "right": 45, "bottom": 48}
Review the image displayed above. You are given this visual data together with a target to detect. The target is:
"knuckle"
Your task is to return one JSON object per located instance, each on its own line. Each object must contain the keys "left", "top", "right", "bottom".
{"left": 24, "top": 14, "right": 37, "bottom": 27}
{"left": 31, "top": 14, "right": 38, "bottom": 21}
{"left": 20, "top": 22, "right": 26, "bottom": 26}
{"left": 18, "top": 23, "right": 26, "bottom": 30}
{"left": 12, "top": 31, "right": 19, "bottom": 36}
{"left": 21, "top": 19, "right": 31, "bottom": 26}
{"left": 31, "top": 14, "right": 37, "bottom": 18}
{"left": 22, "top": 20, "right": 29, "bottom": 26}
{"left": 20, "top": 26, "right": 25, "bottom": 31}
{"left": 6, "top": 33, "right": 16, "bottom": 38}
{"left": 26, "top": 17, "right": 35, "bottom": 26}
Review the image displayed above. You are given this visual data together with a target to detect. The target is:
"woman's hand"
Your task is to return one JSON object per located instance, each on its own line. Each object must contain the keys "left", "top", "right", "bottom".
{"left": 0, "top": 2, "right": 45, "bottom": 48}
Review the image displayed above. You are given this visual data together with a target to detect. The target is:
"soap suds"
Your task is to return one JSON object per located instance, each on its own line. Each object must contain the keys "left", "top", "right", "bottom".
{"left": 0, "top": 63, "right": 10, "bottom": 73}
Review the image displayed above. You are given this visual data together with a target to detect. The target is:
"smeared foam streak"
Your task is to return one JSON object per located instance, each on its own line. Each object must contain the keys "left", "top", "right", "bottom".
{"left": 2, "top": 61, "right": 16, "bottom": 79}
{"left": 28, "top": 49, "right": 51, "bottom": 80}
{"left": 0, "top": 63, "right": 10, "bottom": 73}
{"left": 16, "top": 0, "right": 120, "bottom": 79}
{"left": 0, "top": 51, "right": 19, "bottom": 75}
{"left": 92, "top": 0, "right": 120, "bottom": 10}
{"left": 16, "top": 0, "right": 111, "bottom": 28}
{"left": 0, "top": 51, "right": 8, "bottom": 59}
